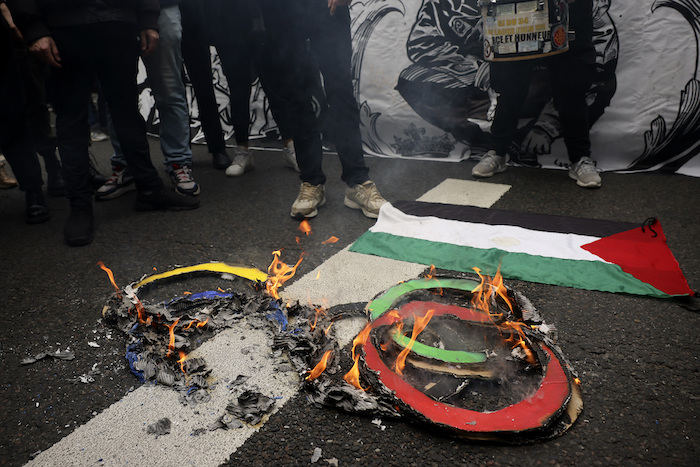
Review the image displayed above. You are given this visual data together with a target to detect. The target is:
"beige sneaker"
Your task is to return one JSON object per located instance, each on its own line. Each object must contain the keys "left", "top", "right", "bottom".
{"left": 472, "top": 150, "right": 507, "bottom": 178}
{"left": 344, "top": 181, "right": 387, "bottom": 218}
{"left": 0, "top": 158, "right": 18, "bottom": 189}
{"left": 291, "top": 182, "right": 326, "bottom": 219}
{"left": 225, "top": 147, "right": 254, "bottom": 177}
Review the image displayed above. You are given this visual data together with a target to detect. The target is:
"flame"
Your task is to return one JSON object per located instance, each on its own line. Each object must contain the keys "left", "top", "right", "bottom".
{"left": 266, "top": 249, "right": 304, "bottom": 300}
{"left": 298, "top": 220, "right": 312, "bottom": 236}
{"left": 574, "top": 377, "right": 582, "bottom": 385}
{"left": 165, "top": 317, "right": 181, "bottom": 356}
{"left": 425, "top": 264, "right": 436, "bottom": 280}
{"left": 394, "top": 309, "right": 435, "bottom": 376}
{"left": 322, "top": 236, "right": 339, "bottom": 244}
{"left": 306, "top": 350, "right": 333, "bottom": 381}
{"left": 97, "top": 261, "right": 122, "bottom": 298}
{"left": 310, "top": 307, "right": 326, "bottom": 331}
{"left": 324, "top": 322, "right": 333, "bottom": 335}
{"left": 183, "top": 291, "right": 192, "bottom": 296}
{"left": 315, "top": 270, "right": 321, "bottom": 280}
{"left": 343, "top": 323, "right": 372, "bottom": 390}
{"left": 177, "top": 351, "right": 187, "bottom": 373}
{"left": 196, "top": 318, "right": 208, "bottom": 328}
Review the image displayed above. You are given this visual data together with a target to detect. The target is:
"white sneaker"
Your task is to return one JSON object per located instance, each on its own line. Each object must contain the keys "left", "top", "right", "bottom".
{"left": 225, "top": 147, "right": 254, "bottom": 177}
{"left": 569, "top": 157, "right": 602, "bottom": 188}
{"left": 344, "top": 181, "right": 387, "bottom": 218}
{"left": 283, "top": 143, "right": 300, "bottom": 172}
{"left": 472, "top": 150, "right": 507, "bottom": 178}
{"left": 290, "top": 182, "right": 326, "bottom": 219}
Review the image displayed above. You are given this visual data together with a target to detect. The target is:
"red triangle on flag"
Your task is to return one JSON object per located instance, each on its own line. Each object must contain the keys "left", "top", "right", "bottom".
{"left": 581, "top": 221, "right": 694, "bottom": 296}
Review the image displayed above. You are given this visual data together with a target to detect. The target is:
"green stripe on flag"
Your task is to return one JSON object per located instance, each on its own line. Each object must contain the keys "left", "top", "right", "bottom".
{"left": 350, "top": 232, "right": 670, "bottom": 298}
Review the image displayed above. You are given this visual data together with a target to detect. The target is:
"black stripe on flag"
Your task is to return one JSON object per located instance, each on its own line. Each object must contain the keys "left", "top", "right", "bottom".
{"left": 394, "top": 201, "right": 640, "bottom": 238}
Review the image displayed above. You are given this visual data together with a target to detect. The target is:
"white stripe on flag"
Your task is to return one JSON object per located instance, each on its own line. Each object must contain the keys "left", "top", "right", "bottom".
{"left": 371, "top": 203, "right": 605, "bottom": 263}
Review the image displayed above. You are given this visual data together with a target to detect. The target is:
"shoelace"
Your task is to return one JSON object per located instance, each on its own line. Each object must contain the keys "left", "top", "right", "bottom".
{"left": 106, "top": 168, "right": 124, "bottom": 184}
{"left": 298, "top": 184, "right": 321, "bottom": 201}
{"left": 173, "top": 166, "right": 193, "bottom": 183}
{"left": 357, "top": 183, "right": 383, "bottom": 203}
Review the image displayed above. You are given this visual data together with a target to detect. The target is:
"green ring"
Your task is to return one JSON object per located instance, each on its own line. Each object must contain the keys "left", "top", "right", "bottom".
{"left": 367, "top": 278, "right": 488, "bottom": 364}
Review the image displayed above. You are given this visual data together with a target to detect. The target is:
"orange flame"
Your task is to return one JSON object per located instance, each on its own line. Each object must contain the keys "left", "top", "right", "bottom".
{"left": 298, "top": 220, "right": 312, "bottom": 236}
{"left": 97, "top": 261, "right": 121, "bottom": 298}
{"left": 165, "top": 317, "right": 181, "bottom": 356}
{"left": 394, "top": 309, "right": 435, "bottom": 376}
{"left": 196, "top": 318, "right": 208, "bottom": 328}
{"left": 177, "top": 351, "right": 187, "bottom": 373}
{"left": 310, "top": 307, "right": 326, "bottom": 331}
{"left": 322, "top": 236, "right": 339, "bottom": 244}
{"left": 343, "top": 323, "right": 372, "bottom": 390}
{"left": 266, "top": 249, "right": 304, "bottom": 300}
{"left": 306, "top": 350, "right": 333, "bottom": 381}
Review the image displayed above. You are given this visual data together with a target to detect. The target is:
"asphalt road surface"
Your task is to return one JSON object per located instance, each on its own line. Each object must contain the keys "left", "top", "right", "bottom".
{"left": 1, "top": 138, "right": 698, "bottom": 466}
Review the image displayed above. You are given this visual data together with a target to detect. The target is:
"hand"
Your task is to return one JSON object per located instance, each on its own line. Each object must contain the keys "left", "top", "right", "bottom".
{"left": 29, "top": 36, "right": 61, "bottom": 68}
{"left": 0, "top": 3, "right": 24, "bottom": 42}
{"left": 520, "top": 127, "right": 553, "bottom": 156}
{"left": 328, "top": 0, "right": 351, "bottom": 16}
{"left": 140, "top": 29, "right": 159, "bottom": 56}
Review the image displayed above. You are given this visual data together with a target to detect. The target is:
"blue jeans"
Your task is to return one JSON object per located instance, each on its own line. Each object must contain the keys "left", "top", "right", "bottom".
{"left": 111, "top": 5, "right": 192, "bottom": 171}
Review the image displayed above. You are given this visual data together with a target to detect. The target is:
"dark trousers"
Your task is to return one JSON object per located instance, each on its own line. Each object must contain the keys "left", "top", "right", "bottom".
{"left": 257, "top": 0, "right": 325, "bottom": 184}
{"left": 0, "top": 20, "right": 44, "bottom": 193}
{"left": 490, "top": 52, "right": 594, "bottom": 163}
{"left": 50, "top": 22, "right": 162, "bottom": 209}
{"left": 301, "top": 0, "right": 369, "bottom": 186}
{"left": 180, "top": 0, "right": 229, "bottom": 152}
{"left": 490, "top": 0, "right": 595, "bottom": 163}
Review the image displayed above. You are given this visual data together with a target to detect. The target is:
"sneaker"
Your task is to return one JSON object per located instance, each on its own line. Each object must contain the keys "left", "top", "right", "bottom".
{"left": 90, "top": 127, "right": 109, "bottom": 142}
{"left": 134, "top": 186, "right": 200, "bottom": 211}
{"left": 290, "top": 182, "right": 326, "bottom": 219}
{"left": 64, "top": 208, "right": 94, "bottom": 246}
{"left": 212, "top": 150, "right": 232, "bottom": 171}
{"left": 344, "top": 181, "right": 387, "bottom": 219}
{"left": 169, "top": 164, "right": 200, "bottom": 196}
{"left": 0, "top": 159, "right": 18, "bottom": 189}
{"left": 569, "top": 157, "right": 601, "bottom": 188}
{"left": 283, "top": 144, "right": 300, "bottom": 172}
{"left": 472, "top": 150, "right": 507, "bottom": 178}
{"left": 25, "top": 190, "right": 50, "bottom": 224}
{"left": 95, "top": 165, "right": 136, "bottom": 200}
{"left": 225, "top": 147, "right": 254, "bottom": 177}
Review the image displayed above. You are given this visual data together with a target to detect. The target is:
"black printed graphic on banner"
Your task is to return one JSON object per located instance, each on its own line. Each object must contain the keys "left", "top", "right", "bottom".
{"left": 394, "top": 0, "right": 618, "bottom": 161}
{"left": 626, "top": 0, "right": 700, "bottom": 173}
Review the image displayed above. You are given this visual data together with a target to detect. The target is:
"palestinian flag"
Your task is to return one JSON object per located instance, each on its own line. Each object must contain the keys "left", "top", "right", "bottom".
{"left": 349, "top": 201, "right": 695, "bottom": 298}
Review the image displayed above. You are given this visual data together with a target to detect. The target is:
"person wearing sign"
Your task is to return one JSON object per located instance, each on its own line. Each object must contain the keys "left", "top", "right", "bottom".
{"left": 472, "top": 0, "right": 602, "bottom": 188}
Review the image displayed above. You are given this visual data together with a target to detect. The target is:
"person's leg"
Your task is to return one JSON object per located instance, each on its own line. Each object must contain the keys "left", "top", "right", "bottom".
{"left": 142, "top": 6, "right": 193, "bottom": 170}
{"left": 50, "top": 26, "right": 99, "bottom": 211}
{"left": 0, "top": 30, "right": 49, "bottom": 223}
{"left": 549, "top": 54, "right": 594, "bottom": 163}
{"left": 307, "top": 2, "right": 369, "bottom": 186}
{"left": 259, "top": 0, "right": 324, "bottom": 185}
{"left": 472, "top": 60, "right": 533, "bottom": 178}
{"left": 94, "top": 23, "right": 163, "bottom": 194}
{"left": 180, "top": 0, "right": 231, "bottom": 169}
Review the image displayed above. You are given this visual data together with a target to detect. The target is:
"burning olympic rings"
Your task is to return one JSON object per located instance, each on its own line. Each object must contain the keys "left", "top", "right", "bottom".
{"left": 359, "top": 277, "right": 583, "bottom": 441}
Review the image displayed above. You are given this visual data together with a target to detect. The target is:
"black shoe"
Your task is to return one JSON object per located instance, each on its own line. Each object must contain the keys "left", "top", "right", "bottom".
{"left": 212, "top": 150, "right": 232, "bottom": 170}
{"left": 25, "top": 190, "right": 51, "bottom": 224}
{"left": 64, "top": 209, "right": 94, "bottom": 246}
{"left": 134, "top": 187, "right": 200, "bottom": 211}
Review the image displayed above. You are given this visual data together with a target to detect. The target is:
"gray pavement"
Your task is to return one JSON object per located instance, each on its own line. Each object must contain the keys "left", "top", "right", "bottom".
{"left": 1, "top": 137, "right": 698, "bottom": 466}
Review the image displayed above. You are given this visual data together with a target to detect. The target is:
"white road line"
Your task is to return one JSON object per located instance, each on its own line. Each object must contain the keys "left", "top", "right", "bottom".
{"left": 27, "top": 179, "right": 509, "bottom": 467}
